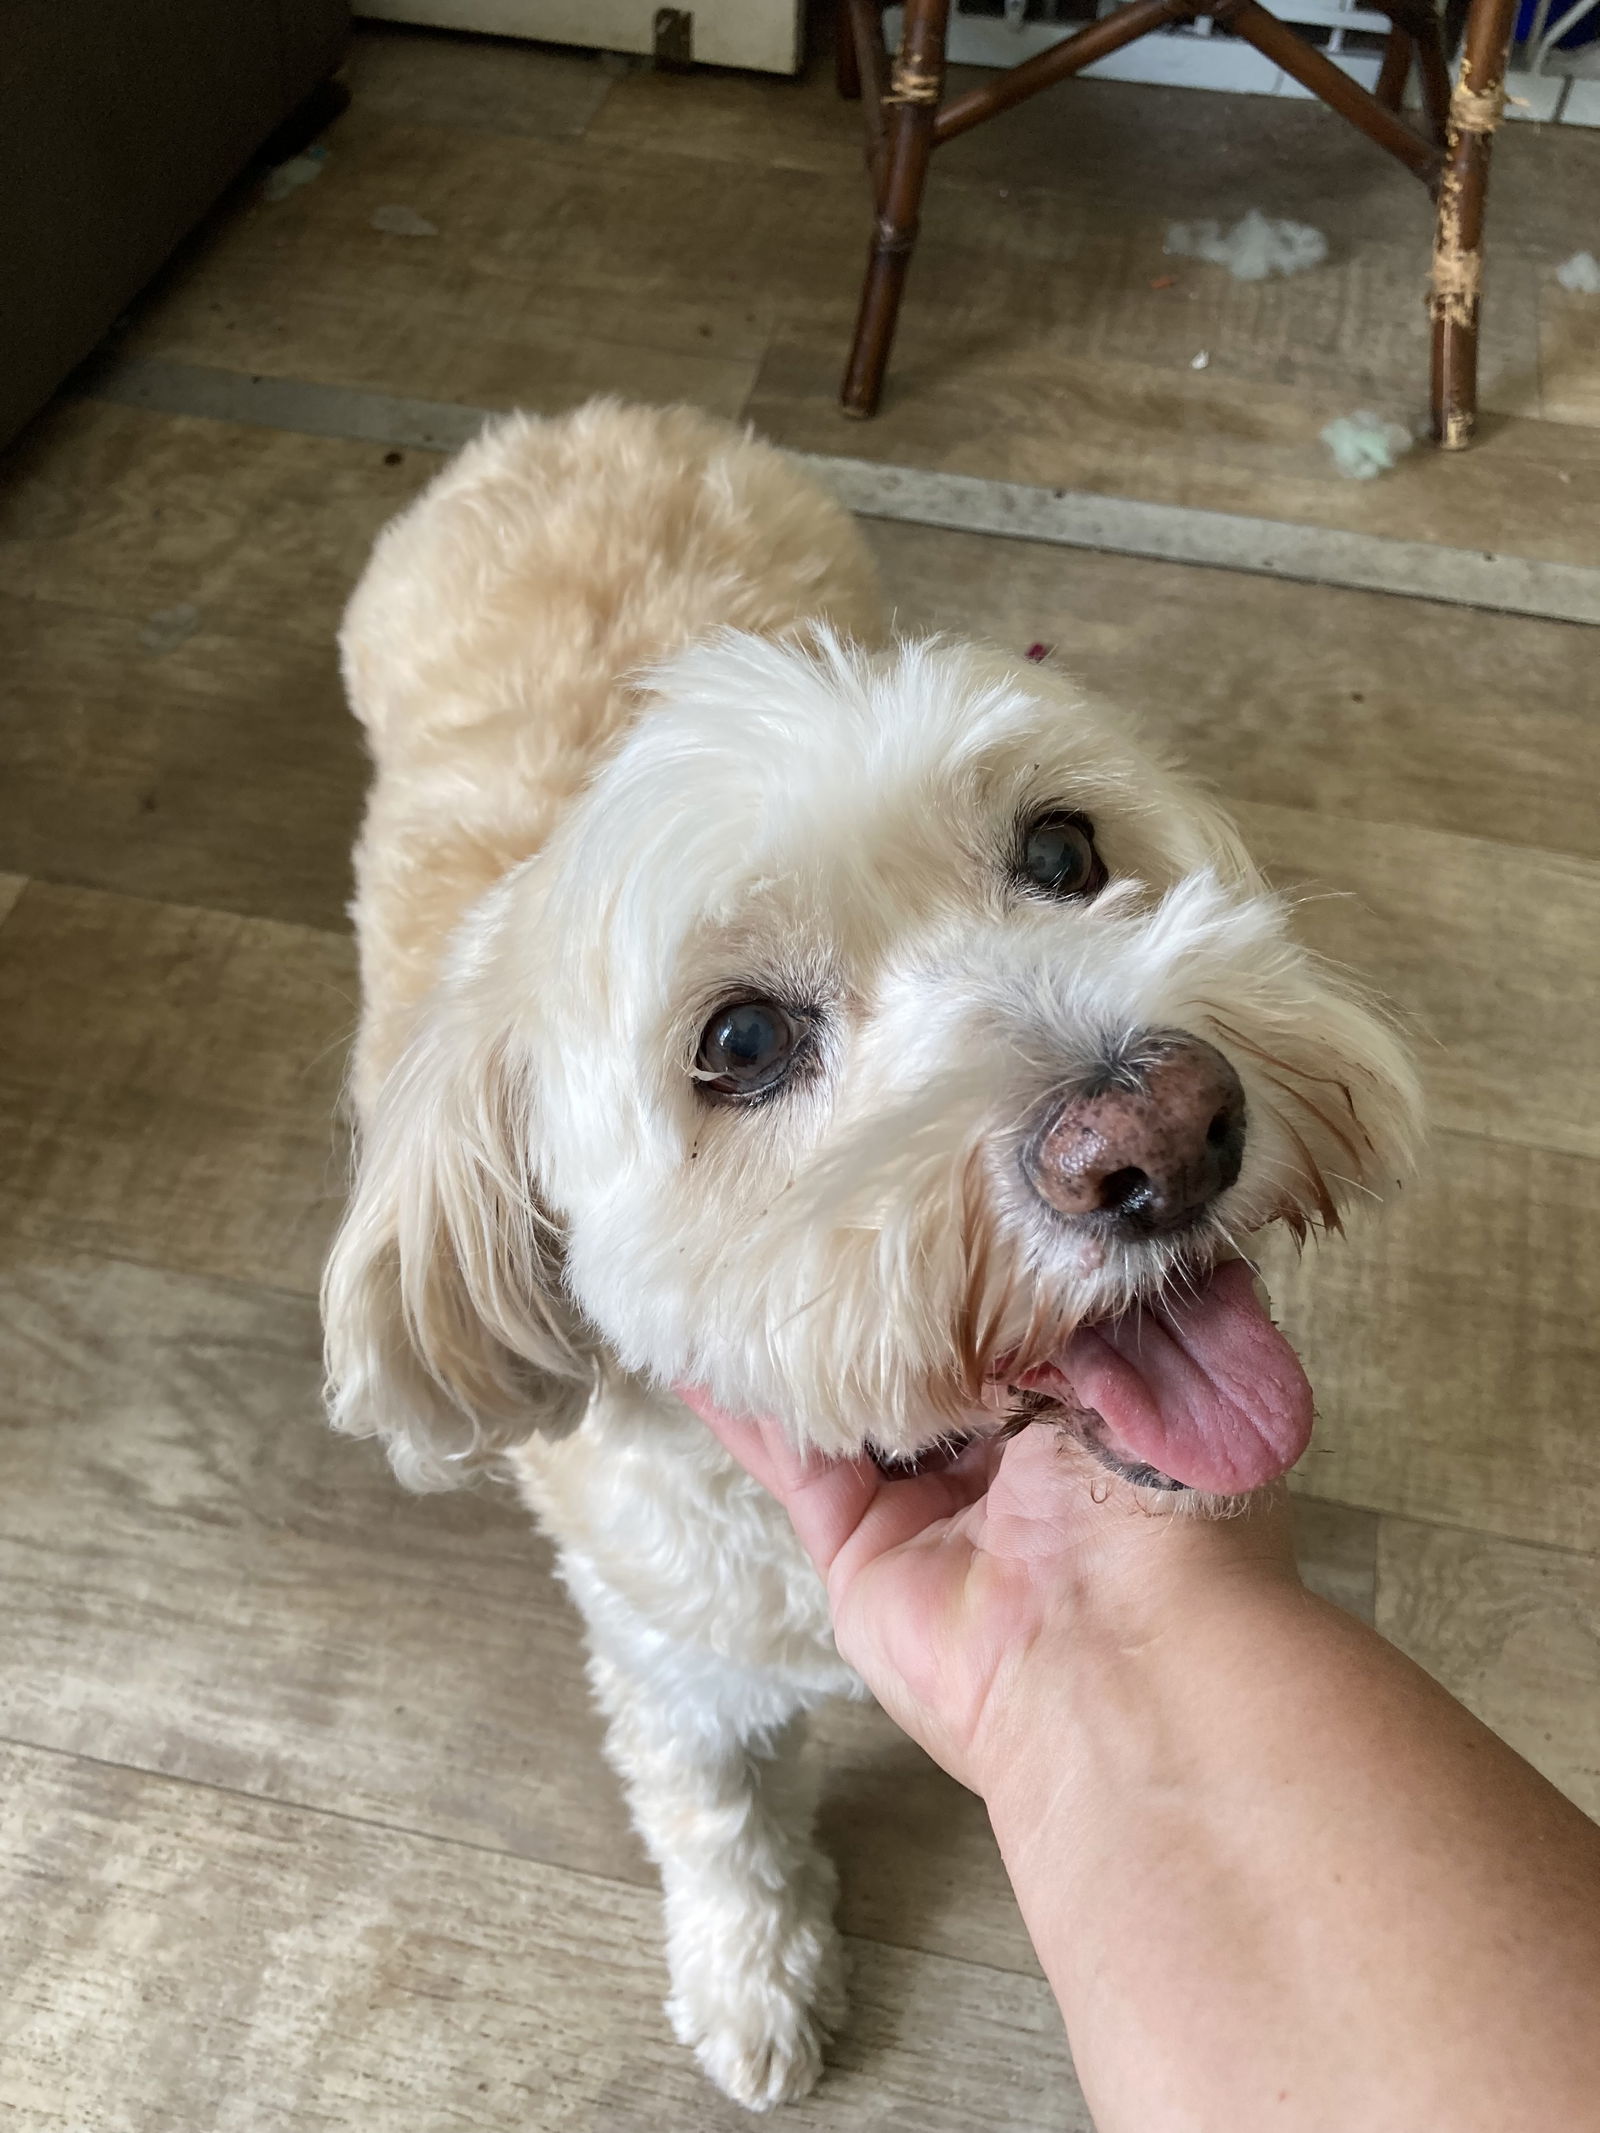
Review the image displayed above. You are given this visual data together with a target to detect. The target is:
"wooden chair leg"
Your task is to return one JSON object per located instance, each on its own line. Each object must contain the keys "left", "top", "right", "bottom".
{"left": 1375, "top": 25, "right": 1413, "bottom": 108}
{"left": 1429, "top": 0, "right": 1518, "bottom": 447}
{"left": 1397, "top": 0, "right": 1455, "bottom": 142}
{"left": 842, "top": 0, "right": 891, "bottom": 176}
{"left": 840, "top": 0, "right": 950, "bottom": 419}
{"left": 836, "top": 0, "right": 862, "bottom": 97}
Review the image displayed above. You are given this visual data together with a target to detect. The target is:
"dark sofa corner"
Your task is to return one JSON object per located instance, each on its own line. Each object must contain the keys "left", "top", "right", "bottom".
{"left": 0, "top": 0, "right": 351, "bottom": 450}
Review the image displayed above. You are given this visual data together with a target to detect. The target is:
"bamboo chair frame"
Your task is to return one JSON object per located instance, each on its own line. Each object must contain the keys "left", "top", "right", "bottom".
{"left": 836, "top": 0, "right": 1520, "bottom": 447}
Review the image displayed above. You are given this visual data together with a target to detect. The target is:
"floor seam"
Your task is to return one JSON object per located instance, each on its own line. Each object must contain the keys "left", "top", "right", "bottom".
{"left": 0, "top": 1731, "right": 1046, "bottom": 1982}
{"left": 68, "top": 353, "right": 1600, "bottom": 629}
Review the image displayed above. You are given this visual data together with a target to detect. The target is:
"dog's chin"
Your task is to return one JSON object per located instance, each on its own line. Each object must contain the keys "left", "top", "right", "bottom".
{"left": 870, "top": 1249, "right": 1316, "bottom": 1498}
{"left": 865, "top": 1376, "right": 1192, "bottom": 1495}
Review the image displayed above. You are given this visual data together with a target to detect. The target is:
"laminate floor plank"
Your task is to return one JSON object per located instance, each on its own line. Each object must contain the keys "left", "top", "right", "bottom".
{"left": 1290, "top": 1497, "right": 1380, "bottom": 1624}
{"left": 1260, "top": 1130, "right": 1600, "bottom": 1552}
{"left": 117, "top": 114, "right": 773, "bottom": 412}
{"left": 1377, "top": 1518, "right": 1600, "bottom": 1818}
{"left": 0, "top": 1740, "right": 1087, "bottom": 2133}
{"left": 1237, "top": 802, "right": 1600, "bottom": 1163}
{"left": 865, "top": 518, "right": 1600, "bottom": 865}
{"left": 0, "top": 399, "right": 426, "bottom": 642}
{"left": 343, "top": 19, "right": 616, "bottom": 142}
{"left": 751, "top": 325, "right": 1600, "bottom": 573}
{"left": 0, "top": 593, "right": 364, "bottom": 932}
{"left": 0, "top": 884, "right": 353, "bottom": 1296}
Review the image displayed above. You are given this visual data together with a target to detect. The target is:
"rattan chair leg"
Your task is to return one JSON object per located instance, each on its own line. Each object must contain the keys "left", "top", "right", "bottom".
{"left": 1390, "top": 0, "right": 1455, "bottom": 141}
{"left": 1429, "top": 0, "right": 1518, "bottom": 446}
{"left": 840, "top": 0, "right": 949, "bottom": 418}
{"left": 1375, "top": 25, "right": 1414, "bottom": 106}
{"left": 836, "top": 0, "right": 863, "bottom": 97}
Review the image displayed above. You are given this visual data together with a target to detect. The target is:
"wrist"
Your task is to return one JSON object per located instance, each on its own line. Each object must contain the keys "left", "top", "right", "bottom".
{"left": 967, "top": 1489, "right": 1303, "bottom": 1813}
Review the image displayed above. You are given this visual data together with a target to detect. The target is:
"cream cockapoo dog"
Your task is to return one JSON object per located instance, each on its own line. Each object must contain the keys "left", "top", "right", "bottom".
{"left": 323, "top": 399, "right": 1420, "bottom": 2110}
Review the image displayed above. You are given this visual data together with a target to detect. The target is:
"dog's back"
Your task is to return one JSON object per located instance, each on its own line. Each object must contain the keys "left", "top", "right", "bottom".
{"left": 341, "top": 399, "right": 885, "bottom": 1111}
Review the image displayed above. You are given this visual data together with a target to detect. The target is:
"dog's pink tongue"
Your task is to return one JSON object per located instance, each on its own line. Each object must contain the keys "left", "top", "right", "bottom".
{"left": 1055, "top": 1260, "right": 1313, "bottom": 1493}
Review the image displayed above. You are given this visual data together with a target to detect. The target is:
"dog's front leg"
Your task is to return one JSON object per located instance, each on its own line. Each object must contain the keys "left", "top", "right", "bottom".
{"left": 587, "top": 1645, "right": 844, "bottom": 2112}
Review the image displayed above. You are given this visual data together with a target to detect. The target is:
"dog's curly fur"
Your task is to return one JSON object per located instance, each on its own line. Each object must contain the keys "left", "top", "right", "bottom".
{"left": 323, "top": 400, "right": 1421, "bottom": 2109}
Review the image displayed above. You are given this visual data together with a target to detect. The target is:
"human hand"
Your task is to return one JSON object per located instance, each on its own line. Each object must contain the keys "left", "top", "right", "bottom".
{"left": 673, "top": 1389, "right": 1298, "bottom": 1795}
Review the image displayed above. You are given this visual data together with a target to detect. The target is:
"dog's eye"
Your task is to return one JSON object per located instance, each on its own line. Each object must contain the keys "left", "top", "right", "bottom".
{"left": 694, "top": 1000, "right": 803, "bottom": 1099}
{"left": 1018, "top": 811, "right": 1105, "bottom": 900}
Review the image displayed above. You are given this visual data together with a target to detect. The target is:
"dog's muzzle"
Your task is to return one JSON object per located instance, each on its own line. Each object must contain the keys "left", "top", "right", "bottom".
{"left": 1022, "top": 1033, "right": 1246, "bottom": 1238}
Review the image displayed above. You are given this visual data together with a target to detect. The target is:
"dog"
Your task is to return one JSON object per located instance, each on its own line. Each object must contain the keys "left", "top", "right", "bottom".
{"left": 322, "top": 399, "right": 1421, "bottom": 2110}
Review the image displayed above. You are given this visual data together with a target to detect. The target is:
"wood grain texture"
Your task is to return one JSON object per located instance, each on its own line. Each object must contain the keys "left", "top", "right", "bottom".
{"left": 0, "top": 1251, "right": 1040, "bottom": 1977}
{"left": 1377, "top": 1519, "right": 1600, "bottom": 1817}
{"left": 0, "top": 594, "right": 365, "bottom": 931}
{"left": 1259, "top": 1130, "right": 1600, "bottom": 1551}
{"left": 1291, "top": 1496, "right": 1380, "bottom": 1623}
{"left": 864, "top": 518, "right": 1600, "bottom": 865}
{"left": 1539, "top": 285, "right": 1600, "bottom": 429}
{"left": 0, "top": 399, "right": 425, "bottom": 641}
{"left": 1236, "top": 801, "right": 1600, "bottom": 1161}
{"left": 0, "top": 885, "right": 353, "bottom": 1295}
{"left": 117, "top": 112, "right": 772, "bottom": 411}
{"left": 751, "top": 320, "right": 1600, "bottom": 571}
{"left": 344, "top": 19, "right": 615, "bottom": 140}
{"left": 0, "top": 1741, "right": 1087, "bottom": 2133}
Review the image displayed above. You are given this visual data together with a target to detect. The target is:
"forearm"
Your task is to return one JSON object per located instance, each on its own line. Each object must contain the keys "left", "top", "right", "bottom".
{"left": 982, "top": 1569, "right": 1600, "bottom": 2133}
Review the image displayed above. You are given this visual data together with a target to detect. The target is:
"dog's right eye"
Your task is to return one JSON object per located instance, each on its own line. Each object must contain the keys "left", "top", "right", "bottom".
{"left": 693, "top": 1000, "right": 803, "bottom": 1100}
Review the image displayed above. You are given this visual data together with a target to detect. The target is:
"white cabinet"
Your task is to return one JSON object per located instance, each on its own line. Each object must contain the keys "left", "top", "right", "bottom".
{"left": 357, "top": 0, "right": 804, "bottom": 73}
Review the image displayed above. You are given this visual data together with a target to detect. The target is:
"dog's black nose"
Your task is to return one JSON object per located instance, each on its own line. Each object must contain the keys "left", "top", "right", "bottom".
{"left": 1023, "top": 1035, "right": 1246, "bottom": 1237}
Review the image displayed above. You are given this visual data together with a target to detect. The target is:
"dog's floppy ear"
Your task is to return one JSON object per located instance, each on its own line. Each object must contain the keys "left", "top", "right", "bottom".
{"left": 322, "top": 971, "right": 591, "bottom": 1491}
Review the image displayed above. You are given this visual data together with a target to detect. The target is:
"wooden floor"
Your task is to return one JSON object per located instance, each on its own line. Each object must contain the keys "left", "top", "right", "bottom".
{"left": 3, "top": 17, "right": 1599, "bottom": 2128}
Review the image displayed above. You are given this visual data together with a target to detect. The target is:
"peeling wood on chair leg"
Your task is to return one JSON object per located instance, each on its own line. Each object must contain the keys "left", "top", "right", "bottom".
{"left": 1428, "top": 0, "right": 1518, "bottom": 450}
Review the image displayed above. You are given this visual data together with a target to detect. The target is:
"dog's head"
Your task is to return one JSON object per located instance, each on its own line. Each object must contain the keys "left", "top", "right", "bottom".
{"left": 324, "top": 633, "right": 1420, "bottom": 1494}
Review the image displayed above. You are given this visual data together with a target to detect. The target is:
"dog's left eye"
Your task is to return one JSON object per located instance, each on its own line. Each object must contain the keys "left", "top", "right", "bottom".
{"left": 1017, "top": 810, "right": 1106, "bottom": 900}
{"left": 693, "top": 1000, "right": 803, "bottom": 1099}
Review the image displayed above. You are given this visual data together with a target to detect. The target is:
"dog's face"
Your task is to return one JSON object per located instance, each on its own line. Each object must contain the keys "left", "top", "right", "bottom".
{"left": 324, "top": 634, "right": 1420, "bottom": 1495}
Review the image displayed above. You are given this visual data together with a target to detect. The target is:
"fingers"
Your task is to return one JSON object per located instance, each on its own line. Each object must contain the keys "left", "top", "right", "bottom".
{"left": 674, "top": 1383, "right": 992, "bottom": 1585}
{"left": 675, "top": 1384, "right": 884, "bottom": 1574}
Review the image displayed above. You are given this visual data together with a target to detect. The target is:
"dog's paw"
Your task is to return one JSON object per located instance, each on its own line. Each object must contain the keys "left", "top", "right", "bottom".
{"left": 666, "top": 1883, "right": 846, "bottom": 2112}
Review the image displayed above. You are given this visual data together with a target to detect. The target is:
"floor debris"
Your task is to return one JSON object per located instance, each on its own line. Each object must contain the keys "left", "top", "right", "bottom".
{"left": 371, "top": 204, "right": 439, "bottom": 237}
{"left": 1555, "top": 250, "right": 1600, "bottom": 294}
{"left": 1165, "top": 209, "right": 1328, "bottom": 282}
{"left": 1320, "top": 411, "right": 1414, "bottom": 480}
{"left": 139, "top": 604, "right": 202, "bottom": 655}
{"left": 261, "top": 144, "right": 329, "bottom": 203}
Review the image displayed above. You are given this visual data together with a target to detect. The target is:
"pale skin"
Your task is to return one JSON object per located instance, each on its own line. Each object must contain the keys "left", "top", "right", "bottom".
{"left": 677, "top": 1391, "right": 1600, "bottom": 2133}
